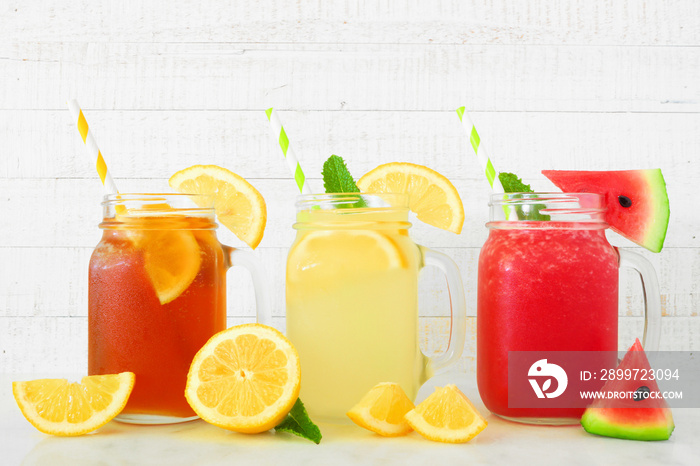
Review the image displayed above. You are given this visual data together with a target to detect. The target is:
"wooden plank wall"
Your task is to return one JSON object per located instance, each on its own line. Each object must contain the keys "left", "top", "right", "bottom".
{"left": 1, "top": 1, "right": 698, "bottom": 373}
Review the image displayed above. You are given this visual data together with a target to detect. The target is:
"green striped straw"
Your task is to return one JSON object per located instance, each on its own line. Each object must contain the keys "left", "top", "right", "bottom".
{"left": 456, "top": 107, "right": 505, "bottom": 194}
{"left": 265, "top": 108, "right": 312, "bottom": 194}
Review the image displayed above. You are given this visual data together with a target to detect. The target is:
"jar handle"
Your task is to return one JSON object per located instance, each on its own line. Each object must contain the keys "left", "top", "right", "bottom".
{"left": 223, "top": 246, "right": 272, "bottom": 327}
{"left": 617, "top": 248, "right": 661, "bottom": 351}
{"left": 419, "top": 246, "right": 467, "bottom": 374}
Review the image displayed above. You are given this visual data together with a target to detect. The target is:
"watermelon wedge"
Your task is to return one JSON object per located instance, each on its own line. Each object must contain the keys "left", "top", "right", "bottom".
{"left": 581, "top": 339, "right": 675, "bottom": 441}
{"left": 541, "top": 170, "right": 669, "bottom": 252}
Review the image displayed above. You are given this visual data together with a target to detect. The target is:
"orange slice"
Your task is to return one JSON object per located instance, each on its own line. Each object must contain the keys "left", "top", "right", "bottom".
{"left": 287, "top": 230, "right": 405, "bottom": 286}
{"left": 347, "top": 382, "right": 415, "bottom": 436}
{"left": 404, "top": 385, "right": 487, "bottom": 443}
{"left": 357, "top": 162, "right": 464, "bottom": 234}
{"left": 185, "top": 324, "right": 301, "bottom": 433}
{"left": 13, "top": 372, "right": 135, "bottom": 436}
{"left": 169, "top": 165, "right": 267, "bottom": 249}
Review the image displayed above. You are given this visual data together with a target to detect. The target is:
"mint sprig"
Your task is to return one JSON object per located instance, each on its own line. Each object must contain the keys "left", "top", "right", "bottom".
{"left": 322, "top": 155, "right": 361, "bottom": 193}
{"left": 275, "top": 398, "right": 322, "bottom": 444}
{"left": 321, "top": 155, "right": 366, "bottom": 208}
{"left": 498, "top": 172, "right": 550, "bottom": 221}
{"left": 499, "top": 172, "right": 533, "bottom": 193}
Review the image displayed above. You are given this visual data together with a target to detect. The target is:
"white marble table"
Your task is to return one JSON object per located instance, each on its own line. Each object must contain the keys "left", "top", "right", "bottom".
{"left": 2, "top": 372, "right": 697, "bottom": 466}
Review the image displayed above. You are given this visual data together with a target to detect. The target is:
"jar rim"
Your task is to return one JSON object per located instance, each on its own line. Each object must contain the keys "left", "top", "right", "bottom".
{"left": 102, "top": 192, "right": 215, "bottom": 208}
{"left": 489, "top": 192, "right": 604, "bottom": 205}
{"left": 488, "top": 192, "right": 608, "bottom": 225}
{"left": 100, "top": 193, "right": 216, "bottom": 229}
{"left": 293, "top": 193, "right": 411, "bottom": 231}
{"left": 295, "top": 193, "right": 409, "bottom": 211}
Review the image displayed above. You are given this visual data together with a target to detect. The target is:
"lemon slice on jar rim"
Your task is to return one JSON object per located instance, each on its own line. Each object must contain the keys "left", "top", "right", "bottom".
{"left": 169, "top": 165, "right": 267, "bottom": 249}
{"left": 357, "top": 162, "right": 465, "bottom": 234}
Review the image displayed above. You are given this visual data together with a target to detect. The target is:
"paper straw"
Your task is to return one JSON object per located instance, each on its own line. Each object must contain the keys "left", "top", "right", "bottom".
{"left": 456, "top": 107, "right": 505, "bottom": 194}
{"left": 67, "top": 100, "right": 119, "bottom": 195}
{"left": 265, "top": 108, "right": 312, "bottom": 194}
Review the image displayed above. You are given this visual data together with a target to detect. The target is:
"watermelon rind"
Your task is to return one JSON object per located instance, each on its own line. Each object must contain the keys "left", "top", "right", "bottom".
{"left": 641, "top": 169, "right": 670, "bottom": 253}
{"left": 581, "top": 408, "right": 675, "bottom": 441}
{"left": 541, "top": 169, "right": 670, "bottom": 253}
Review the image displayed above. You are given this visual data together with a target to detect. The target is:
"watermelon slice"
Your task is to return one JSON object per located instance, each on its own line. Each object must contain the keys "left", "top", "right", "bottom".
{"left": 581, "top": 339, "right": 675, "bottom": 441}
{"left": 541, "top": 170, "right": 669, "bottom": 253}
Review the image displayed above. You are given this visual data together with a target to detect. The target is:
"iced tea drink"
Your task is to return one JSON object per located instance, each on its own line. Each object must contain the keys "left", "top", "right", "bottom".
{"left": 89, "top": 193, "right": 264, "bottom": 424}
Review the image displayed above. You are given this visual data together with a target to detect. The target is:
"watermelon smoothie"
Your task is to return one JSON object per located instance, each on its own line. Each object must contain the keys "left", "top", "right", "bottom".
{"left": 477, "top": 194, "right": 620, "bottom": 423}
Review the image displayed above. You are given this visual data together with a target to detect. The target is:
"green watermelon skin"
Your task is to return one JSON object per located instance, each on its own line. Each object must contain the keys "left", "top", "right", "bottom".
{"left": 541, "top": 169, "right": 670, "bottom": 253}
{"left": 581, "top": 339, "right": 675, "bottom": 441}
{"left": 581, "top": 407, "right": 674, "bottom": 441}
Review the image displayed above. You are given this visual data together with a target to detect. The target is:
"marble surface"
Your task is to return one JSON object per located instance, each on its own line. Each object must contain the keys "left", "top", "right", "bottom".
{"left": 2, "top": 372, "right": 698, "bottom": 466}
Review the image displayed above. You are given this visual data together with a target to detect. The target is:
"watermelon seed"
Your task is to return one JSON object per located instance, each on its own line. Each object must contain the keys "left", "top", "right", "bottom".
{"left": 618, "top": 195, "right": 632, "bottom": 208}
{"left": 633, "top": 386, "right": 650, "bottom": 401}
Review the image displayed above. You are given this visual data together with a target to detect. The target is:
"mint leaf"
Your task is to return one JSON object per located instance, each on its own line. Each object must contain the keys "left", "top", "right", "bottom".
{"left": 322, "top": 155, "right": 361, "bottom": 193}
{"left": 321, "top": 155, "right": 366, "bottom": 208}
{"left": 498, "top": 172, "right": 550, "bottom": 221}
{"left": 498, "top": 172, "right": 533, "bottom": 193}
{"left": 275, "top": 398, "right": 322, "bottom": 444}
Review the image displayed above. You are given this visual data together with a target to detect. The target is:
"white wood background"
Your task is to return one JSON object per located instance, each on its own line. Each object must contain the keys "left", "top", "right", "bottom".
{"left": 1, "top": 1, "right": 699, "bottom": 374}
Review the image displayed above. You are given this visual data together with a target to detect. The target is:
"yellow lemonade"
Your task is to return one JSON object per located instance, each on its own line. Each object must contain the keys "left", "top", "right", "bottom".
{"left": 286, "top": 195, "right": 432, "bottom": 421}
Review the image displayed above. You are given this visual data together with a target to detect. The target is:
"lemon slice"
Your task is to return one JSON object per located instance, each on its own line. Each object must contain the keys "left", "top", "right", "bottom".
{"left": 135, "top": 230, "right": 202, "bottom": 305}
{"left": 347, "top": 382, "right": 415, "bottom": 437}
{"left": 169, "top": 165, "right": 267, "bottom": 249}
{"left": 114, "top": 203, "right": 202, "bottom": 305}
{"left": 185, "top": 324, "right": 301, "bottom": 433}
{"left": 404, "top": 385, "right": 487, "bottom": 443}
{"left": 286, "top": 230, "right": 405, "bottom": 285}
{"left": 357, "top": 162, "right": 465, "bottom": 234}
{"left": 13, "top": 372, "right": 135, "bottom": 436}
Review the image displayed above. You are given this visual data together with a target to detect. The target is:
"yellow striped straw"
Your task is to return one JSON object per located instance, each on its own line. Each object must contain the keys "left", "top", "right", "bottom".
{"left": 67, "top": 100, "right": 120, "bottom": 195}
{"left": 456, "top": 107, "right": 505, "bottom": 194}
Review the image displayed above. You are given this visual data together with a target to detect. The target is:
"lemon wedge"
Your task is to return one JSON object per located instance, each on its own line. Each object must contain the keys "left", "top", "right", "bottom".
{"left": 347, "top": 382, "right": 415, "bottom": 436}
{"left": 13, "top": 373, "right": 135, "bottom": 436}
{"left": 405, "top": 385, "right": 487, "bottom": 443}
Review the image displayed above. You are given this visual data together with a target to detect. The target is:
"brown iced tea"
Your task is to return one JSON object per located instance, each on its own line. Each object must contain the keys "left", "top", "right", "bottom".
{"left": 89, "top": 206, "right": 226, "bottom": 421}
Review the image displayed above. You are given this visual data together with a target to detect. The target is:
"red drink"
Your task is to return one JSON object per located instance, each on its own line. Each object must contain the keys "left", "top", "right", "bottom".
{"left": 476, "top": 193, "right": 627, "bottom": 424}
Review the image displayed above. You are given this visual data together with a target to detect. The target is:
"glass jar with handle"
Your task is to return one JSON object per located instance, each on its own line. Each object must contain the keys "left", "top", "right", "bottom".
{"left": 286, "top": 193, "right": 467, "bottom": 422}
{"left": 477, "top": 193, "right": 661, "bottom": 424}
{"left": 88, "top": 193, "right": 270, "bottom": 424}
